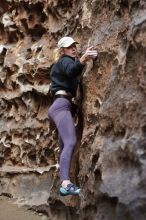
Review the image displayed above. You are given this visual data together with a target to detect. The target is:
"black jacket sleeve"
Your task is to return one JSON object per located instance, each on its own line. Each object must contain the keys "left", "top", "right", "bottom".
{"left": 59, "top": 56, "right": 85, "bottom": 78}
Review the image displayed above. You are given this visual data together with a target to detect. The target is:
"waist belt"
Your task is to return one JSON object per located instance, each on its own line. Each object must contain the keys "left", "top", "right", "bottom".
{"left": 55, "top": 90, "right": 72, "bottom": 97}
{"left": 54, "top": 94, "right": 71, "bottom": 101}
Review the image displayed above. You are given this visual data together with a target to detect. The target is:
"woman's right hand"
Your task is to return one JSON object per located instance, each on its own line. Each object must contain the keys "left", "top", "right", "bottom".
{"left": 80, "top": 46, "right": 97, "bottom": 65}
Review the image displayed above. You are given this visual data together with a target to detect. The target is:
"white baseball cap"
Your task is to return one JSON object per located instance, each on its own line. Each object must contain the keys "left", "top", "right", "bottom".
{"left": 58, "top": 36, "right": 78, "bottom": 48}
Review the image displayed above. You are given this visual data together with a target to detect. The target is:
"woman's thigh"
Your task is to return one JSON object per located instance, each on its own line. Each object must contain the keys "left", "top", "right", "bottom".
{"left": 57, "top": 110, "right": 76, "bottom": 145}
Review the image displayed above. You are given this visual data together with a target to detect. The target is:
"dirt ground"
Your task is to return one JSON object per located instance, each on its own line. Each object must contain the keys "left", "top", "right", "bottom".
{"left": 0, "top": 196, "right": 45, "bottom": 220}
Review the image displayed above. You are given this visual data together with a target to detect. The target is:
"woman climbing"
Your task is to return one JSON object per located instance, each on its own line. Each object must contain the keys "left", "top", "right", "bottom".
{"left": 48, "top": 36, "right": 97, "bottom": 196}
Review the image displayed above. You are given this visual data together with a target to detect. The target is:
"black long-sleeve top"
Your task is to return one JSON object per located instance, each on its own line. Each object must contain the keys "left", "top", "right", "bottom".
{"left": 50, "top": 55, "right": 85, "bottom": 97}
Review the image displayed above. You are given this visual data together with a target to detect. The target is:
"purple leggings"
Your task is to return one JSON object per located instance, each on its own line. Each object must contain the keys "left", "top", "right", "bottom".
{"left": 48, "top": 98, "right": 77, "bottom": 181}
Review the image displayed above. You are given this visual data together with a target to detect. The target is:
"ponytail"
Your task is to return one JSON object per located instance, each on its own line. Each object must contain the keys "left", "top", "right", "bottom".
{"left": 53, "top": 47, "right": 64, "bottom": 62}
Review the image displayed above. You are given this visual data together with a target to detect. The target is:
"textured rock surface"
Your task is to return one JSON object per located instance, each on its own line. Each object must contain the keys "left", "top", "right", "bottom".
{"left": 0, "top": 0, "right": 146, "bottom": 219}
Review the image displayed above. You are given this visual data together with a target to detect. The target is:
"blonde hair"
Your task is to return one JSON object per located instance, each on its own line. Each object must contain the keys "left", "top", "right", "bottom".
{"left": 53, "top": 47, "right": 64, "bottom": 62}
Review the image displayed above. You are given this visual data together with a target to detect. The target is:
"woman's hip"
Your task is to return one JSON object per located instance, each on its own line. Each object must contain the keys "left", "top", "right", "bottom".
{"left": 48, "top": 97, "right": 71, "bottom": 119}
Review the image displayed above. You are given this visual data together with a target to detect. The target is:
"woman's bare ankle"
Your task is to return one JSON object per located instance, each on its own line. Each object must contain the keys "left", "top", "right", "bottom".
{"left": 62, "top": 180, "right": 71, "bottom": 188}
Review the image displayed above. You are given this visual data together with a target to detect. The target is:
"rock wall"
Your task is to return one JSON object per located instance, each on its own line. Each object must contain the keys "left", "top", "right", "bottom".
{"left": 0, "top": 0, "right": 146, "bottom": 219}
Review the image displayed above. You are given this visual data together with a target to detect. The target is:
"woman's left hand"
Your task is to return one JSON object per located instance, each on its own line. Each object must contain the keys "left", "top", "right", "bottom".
{"left": 80, "top": 46, "right": 97, "bottom": 64}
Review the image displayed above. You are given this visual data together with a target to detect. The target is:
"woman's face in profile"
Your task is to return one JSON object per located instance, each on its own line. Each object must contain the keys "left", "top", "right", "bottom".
{"left": 63, "top": 43, "right": 78, "bottom": 58}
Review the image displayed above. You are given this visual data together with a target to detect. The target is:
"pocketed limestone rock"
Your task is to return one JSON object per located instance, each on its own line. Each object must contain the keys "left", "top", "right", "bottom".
{"left": 0, "top": 0, "right": 146, "bottom": 220}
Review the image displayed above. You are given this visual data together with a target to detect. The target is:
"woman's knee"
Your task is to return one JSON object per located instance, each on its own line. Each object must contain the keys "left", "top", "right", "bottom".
{"left": 65, "top": 136, "right": 77, "bottom": 149}
{"left": 72, "top": 136, "right": 77, "bottom": 146}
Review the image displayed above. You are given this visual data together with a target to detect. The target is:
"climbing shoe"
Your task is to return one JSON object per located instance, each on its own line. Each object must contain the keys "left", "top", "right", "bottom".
{"left": 59, "top": 183, "right": 81, "bottom": 196}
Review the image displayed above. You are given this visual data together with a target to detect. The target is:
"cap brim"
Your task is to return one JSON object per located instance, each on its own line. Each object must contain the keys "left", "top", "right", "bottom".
{"left": 63, "top": 41, "right": 79, "bottom": 48}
